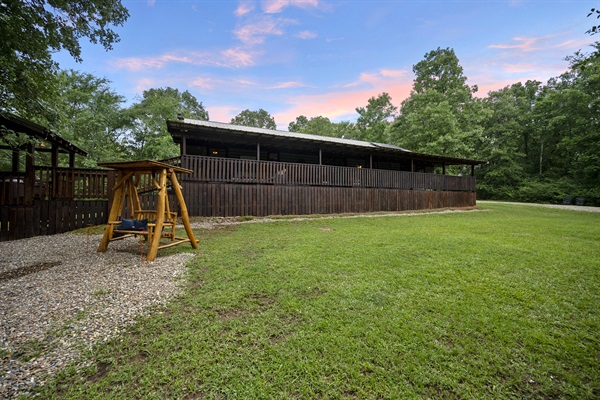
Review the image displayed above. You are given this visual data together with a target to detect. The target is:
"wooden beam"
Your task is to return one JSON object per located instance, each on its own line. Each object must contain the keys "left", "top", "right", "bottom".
{"left": 112, "top": 171, "right": 134, "bottom": 190}
{"left": 11, "top": 150, "right": 19, "bottom": 173}
{"left": 24, "top": 143, "right": 35, "bottom": 205}
{"left": 98, "top": 170, "right": 128, "bottom": 252}
{"left": 256, "top": 142, "right": 260, "bottom": 161}
{"left": 170, "top": 169, "right": 199, "bottom": 250}
{"left": 147, "top": 168, "right": 168, "bottom": 262}
{"left": 51, "top": 144, "right": 59, "bottom": 168}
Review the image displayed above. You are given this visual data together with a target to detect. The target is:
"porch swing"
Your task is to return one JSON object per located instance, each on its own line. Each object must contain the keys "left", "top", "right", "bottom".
{"left": 97, "top": 160, "right": 199, "bottom": 262}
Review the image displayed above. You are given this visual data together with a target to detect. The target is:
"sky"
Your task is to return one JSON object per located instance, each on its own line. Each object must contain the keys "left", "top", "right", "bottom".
{"left": 53, "top": 0, "right": 598, "bottom": 130}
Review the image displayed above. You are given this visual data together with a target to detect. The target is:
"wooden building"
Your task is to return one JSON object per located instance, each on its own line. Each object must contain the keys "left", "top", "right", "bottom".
{"left": 167, "top": 118, "right": 486, "bottom": 217}
{"left": 1, "top": 114, "right": 110, "bottom": 241}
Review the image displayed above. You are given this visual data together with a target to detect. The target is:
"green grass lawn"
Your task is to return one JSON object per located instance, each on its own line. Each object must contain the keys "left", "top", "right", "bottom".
{"left": 40, "top": 204, "right": 599, "bottom": 399}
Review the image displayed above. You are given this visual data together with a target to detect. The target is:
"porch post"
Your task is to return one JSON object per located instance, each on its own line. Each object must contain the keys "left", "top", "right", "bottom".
{"left": 181, "top": 135, "right": 187, "bottom": 156}
{"left": 369, "top": 154, "right": 373, "bottom": 169}
{"left": 319, "top": 149, "right": 322, "bottom": 165}
{"left": 51, "top": 144, "right": 59, "bottom": 168}
{"left": 471, "top": 164, "right": 475, "bottom": 177}
{"left": 256, "top": 142, "right": 260, "bottom": 161}
{"left": 442, "top": 163, "right": 446, "bottom": 175}
{"left": 11, "top": 149, "right": 19, "bottom": 173}
{"left": 24, "top": 143, "right": 35, "bottom": 206}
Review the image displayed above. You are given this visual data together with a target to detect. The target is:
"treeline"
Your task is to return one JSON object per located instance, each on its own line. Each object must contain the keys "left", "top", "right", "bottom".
{"left": 291, "top": 46, "right": 600, "bottom": 205}
{"left": 1, "top": 0, "right": 598, "bottom": 205}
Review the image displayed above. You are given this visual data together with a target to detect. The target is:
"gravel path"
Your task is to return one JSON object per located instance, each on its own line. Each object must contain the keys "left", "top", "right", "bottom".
{"left": 477, "top": 200, "right": 600, "bottom": 212}
{"left": 0, "top": 233, "right": 195, "bottom": 399}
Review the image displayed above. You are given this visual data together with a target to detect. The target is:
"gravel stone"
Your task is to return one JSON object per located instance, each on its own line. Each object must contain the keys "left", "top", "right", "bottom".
{"left": 0, "top": 233, "right": 195, "bottom": 399}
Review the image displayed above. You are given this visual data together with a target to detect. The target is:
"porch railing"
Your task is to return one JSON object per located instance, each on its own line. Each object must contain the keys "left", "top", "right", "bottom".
{"left": 181, "top": 155, "right": 475, "bottom": 192}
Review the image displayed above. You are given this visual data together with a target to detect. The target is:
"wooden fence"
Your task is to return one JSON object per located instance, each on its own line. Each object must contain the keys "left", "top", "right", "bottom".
{"left": 182, "top": 182, "right": 475, "bottom": 217}
{"left": 181, "top": 155, "right": 476, "bottom": 192}
{"left": 0, "top": 199, "right": 108, "bottom": 241}
{"left": 0, "top": 156, "right": 478, "bottom": 241}
{"left": 179, "top": 155, "right": 477, "bottom": 217}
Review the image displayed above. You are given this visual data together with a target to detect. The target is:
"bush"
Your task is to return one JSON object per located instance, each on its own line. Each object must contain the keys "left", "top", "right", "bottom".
{"left": 477, "top": 177, "right": 599, "bottom": 206}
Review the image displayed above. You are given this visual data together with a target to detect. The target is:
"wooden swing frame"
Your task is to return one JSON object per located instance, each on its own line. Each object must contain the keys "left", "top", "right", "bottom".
{"left": 97, "top": 160, "right": 199, "bottom": 262}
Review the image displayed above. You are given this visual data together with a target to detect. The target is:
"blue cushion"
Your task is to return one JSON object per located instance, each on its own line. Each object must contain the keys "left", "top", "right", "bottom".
{"left": 117, "top": 219, "right": 135, "bottom": 230}
{"left": 134, "top": 219, "right": 148, "bottom": 231}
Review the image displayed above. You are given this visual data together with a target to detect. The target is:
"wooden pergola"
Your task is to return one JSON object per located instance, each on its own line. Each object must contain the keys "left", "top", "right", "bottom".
{"left": 97, "top": 160, "right": 198, "bottom": 261}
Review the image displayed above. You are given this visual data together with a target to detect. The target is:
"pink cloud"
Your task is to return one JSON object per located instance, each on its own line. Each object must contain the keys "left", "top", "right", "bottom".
{"left": 273, "top": 70, "right": 413, "bottom": 128}
{"left": 189, "top": 77, "right": 214, "bottom": 91}
{"left": 343, "top": 69, "right": 410, "bottom": 89}
{"left": 207, "top": 105, "right": 240, "bottom": 123}
{"left": 133, "top": 77, "right": 159, "bottom": 94}
{"left": 235, "top": 1, "right": 255, "bottom": 16}
{"left": 489, "top": 36, "right": 543, "bottom": 52}
{"left": 267, "top": 81, "right": 307, "bottom": 89}
{"left": 296, "top": 30, "right": 317, "bottom": 39}
{"left": 221, "top": 48, "right": 258, "bottom": 67}
{"left": 234, "top": 17, "right": 296, "bottom": 44}
{"left": 489, "top": 34, "right": 593, "bottom": 54}
{"left": 262, "top": 0, "right": 319, "bottom": 14}
{"left": 112, "top": 49, "right": 259, "bottom": 71}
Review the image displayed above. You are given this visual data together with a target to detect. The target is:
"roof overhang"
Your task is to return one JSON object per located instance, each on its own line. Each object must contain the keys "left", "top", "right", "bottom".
{"left": 0, "top": 113, "right": 88, "bottom": 156}
{"left": 167, "top": 119, "right": 487, "bottom": 166}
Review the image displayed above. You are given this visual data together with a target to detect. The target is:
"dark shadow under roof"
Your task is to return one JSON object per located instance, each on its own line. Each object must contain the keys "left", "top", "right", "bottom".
{"left": 0, "top": 113, "right": 88, "bottom": 156}
{"left": 167, "top": 118, "right": 487, "bottom": 166}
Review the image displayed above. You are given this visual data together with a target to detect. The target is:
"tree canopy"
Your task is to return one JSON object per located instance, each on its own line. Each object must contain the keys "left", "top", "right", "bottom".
{"left": 355, "top": 92, "right": 397, "bottom": 143}
{"left": 231, "top": 109, "right": 277, "bottom": 129}
{"left": 126, "top": 87, "right": 208, "bottom": 160}
{"left": 0, "top": 0, "right": 129, "bottom": 117}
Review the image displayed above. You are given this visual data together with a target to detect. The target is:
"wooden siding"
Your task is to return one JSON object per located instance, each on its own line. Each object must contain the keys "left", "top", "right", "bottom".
{"left": 179, "top": 155, "right": 476, "bottom": 217}
{"left": 180, "top": 155, "right": 475, "bottom": 192}
{"left": 182, "top": 183, "right": 475, "bottom": 217}
{"left": 0, "top": 199, "right": 108, "bottom": 242}
{"left": 0, "top": 155, "right": 477, "bottom": 241}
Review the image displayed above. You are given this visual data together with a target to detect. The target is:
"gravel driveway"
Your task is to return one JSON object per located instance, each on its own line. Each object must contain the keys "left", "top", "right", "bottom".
{"left": 477, "top": 200, "right": 600, "bottom": 212}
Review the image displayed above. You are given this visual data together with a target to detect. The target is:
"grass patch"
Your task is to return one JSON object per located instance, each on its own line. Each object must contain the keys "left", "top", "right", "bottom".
{"left": 38, "top": 204, "right": 599, "bottom": 399}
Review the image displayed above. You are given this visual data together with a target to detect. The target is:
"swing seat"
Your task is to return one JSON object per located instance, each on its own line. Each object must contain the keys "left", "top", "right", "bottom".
{"left": 108, "top": 210, "right": 177, "bottom": 243}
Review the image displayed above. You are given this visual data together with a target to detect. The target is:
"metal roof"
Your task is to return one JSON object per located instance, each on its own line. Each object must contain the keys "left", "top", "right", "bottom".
{"left": 167, "top": 118, "right": 486, "bottom": 165}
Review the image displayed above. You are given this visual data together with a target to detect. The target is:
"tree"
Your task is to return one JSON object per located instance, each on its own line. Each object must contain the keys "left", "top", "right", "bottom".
{"left": 390, "top": 48, "right": 482, "bottom": 159}
{"left": 126, "top": 87, "right": 208, "bottom": 160}
{"left": 231, "top": 109, "right": 276, "bottom": 129}
{"left": 288, "top": 115, "right": 355, "bottom": 138}
{"left": 48, "top": 70, "right": 129, "bottom": 167}
{"left": 288, "top": 115, "right": 309, "bottom": 132}
{"left": 412, "top": 47, "right": 477, "bottom": 100}
{"left": 355, "top": 92, "right": 397, "bottom": 143}
{"left": 475, "top": 83, "right": 534, "bottom": 198}
{"left": 587, "top": 7, "right": 600, "bottom": 35}
{"left": 0, "top": 0, "right": 129, "bottom": 117}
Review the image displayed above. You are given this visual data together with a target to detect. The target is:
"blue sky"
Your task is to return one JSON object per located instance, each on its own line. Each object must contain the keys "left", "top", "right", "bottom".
{"left": 53, "top": 0, "right": 597, "bottom": 130}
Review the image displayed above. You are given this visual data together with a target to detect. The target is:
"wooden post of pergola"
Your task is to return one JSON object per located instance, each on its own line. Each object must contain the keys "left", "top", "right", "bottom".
{"left": 97, "top": 160, "right": 199, "bottom": 262}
